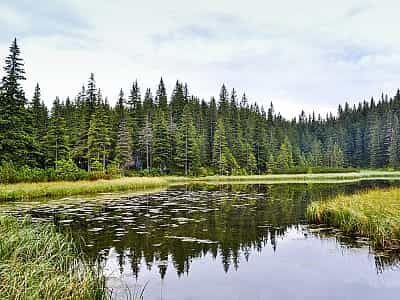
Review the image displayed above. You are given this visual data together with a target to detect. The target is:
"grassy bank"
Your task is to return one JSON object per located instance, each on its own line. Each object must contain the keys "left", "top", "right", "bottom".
{"left": 0, "top": 215, "right": 108, "bottom": 299}
{"left": 307, "top": 188, "right": 400, "bottom": 249}
{"left": 195, "top": 170, "right": 400, "bottom": 183}
{"left": 2, "top": 171, "right": 400, "bottom": 202}
{"left": 0, "top": 177, "right": 179, "bottom": 202}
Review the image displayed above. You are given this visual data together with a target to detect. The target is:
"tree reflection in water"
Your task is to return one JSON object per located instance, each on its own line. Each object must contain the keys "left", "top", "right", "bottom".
{"left": 4, "top": 180, "right": 400, "bottom": 279}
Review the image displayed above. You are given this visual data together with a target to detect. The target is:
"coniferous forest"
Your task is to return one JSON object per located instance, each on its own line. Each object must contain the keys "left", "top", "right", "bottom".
{"left": 1, "top": 38, "right": 400, "bottom": 182}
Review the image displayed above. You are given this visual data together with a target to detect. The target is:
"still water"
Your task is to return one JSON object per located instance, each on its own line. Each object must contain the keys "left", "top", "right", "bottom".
{"left": 2, "top": 181, "right": 400, "bottom": 300}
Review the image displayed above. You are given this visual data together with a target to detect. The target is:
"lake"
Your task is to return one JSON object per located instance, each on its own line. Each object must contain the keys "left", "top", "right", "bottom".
{"left": 2, "top": 180, "right": 400, "bottom": 300}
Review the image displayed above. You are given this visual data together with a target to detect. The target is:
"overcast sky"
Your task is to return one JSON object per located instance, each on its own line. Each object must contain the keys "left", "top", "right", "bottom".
{"left": 0, "top": 0, "right": 399, "bottom": 118}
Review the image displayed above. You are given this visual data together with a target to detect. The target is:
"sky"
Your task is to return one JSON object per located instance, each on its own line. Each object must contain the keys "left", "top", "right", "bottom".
{"left": 0, "top": 0, "right": 399, "bottom": 118}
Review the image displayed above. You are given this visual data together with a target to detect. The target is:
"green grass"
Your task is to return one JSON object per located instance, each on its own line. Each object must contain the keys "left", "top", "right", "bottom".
{"left": 307, "top": 188, "right": 400, "bottom": 249}
{"left": 1, "top": 171, "right": 400, "bottom": 202}
{"left": 195, "top": 170, "right": 400, "bottom": 183}
{"left": 0, "top": 214, "right": 108, "bottom": 299}
{"left": 0, "top": 177, "right": 179, "bottom": 202}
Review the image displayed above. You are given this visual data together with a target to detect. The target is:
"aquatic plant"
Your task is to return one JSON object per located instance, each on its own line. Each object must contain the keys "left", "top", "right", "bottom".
{"left": 307, "top": 188, "right": 400, "bottom": 249}
{"left": 0, "top": 214, "right": 109, "bottom": 299}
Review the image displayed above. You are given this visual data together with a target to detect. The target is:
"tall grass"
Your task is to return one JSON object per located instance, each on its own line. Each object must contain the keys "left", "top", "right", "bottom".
{"left": 1, "top": 171, "right": 400, "bottom": 202}
{"left": 196, "top": 170, "right": 400, "bottom": 183}
{"left": 0, "top": 177, "right": 174, "bottom": 201}
{"left": 0, "top": 214, "right": 109, "bottom": 299}
{"left": 306, "top": 188, "right": 400, "bottom": 249}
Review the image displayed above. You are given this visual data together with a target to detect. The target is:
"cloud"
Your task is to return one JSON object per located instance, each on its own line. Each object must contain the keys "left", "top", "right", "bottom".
{"left": 345, "top": 2, "right": 372, "bottom": 18}
{"left": 1, "top": 0, "right": 400, "bottom": 119}
{"left": 0, "top": 0, "right": 90, "bottom": 42}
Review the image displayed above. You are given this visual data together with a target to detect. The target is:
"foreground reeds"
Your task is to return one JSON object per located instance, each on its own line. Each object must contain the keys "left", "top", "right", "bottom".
{"left": 0, "top": 215, "right": 108, "bottom": 299}
{"left": 306, "top": 188, "right": 400, "bottom": 249}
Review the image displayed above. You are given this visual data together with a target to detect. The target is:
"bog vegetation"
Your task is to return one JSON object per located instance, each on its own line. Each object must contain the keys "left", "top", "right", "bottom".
{"left": 0, "top": 177, "right": 175, "bottom": 201}
{"left": 1, "top": 39, "right": 400, "bottom": 183}
{"left": 0, "top": 215, "right": 108, "bottom": 299}
{"left": 307, "top": 188, "right": 400, "bottom": 249}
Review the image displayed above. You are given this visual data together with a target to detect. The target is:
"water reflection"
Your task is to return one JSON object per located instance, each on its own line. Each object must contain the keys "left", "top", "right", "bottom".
{"left": 2, "top": 181, "right": 400, "bottom": 299}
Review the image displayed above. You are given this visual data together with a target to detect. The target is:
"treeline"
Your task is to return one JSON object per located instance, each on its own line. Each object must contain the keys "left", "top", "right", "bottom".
{"left": 0, "top": 39, "right": 399, "bottom": 180}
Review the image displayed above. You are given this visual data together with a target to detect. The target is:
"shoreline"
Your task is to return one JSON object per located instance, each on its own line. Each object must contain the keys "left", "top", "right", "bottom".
{"left": 306, "top": 187, "right": 400, "bottom": 249}
{"left": 1, "top": 171, "right": 400, "bottom": 202}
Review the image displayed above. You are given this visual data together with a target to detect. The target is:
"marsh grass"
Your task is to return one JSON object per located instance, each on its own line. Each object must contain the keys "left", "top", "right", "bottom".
{"left": 196, "top": 170, "right": 400, "bottom": 183}
{"left": 1, "top": 171, "right": 400, "bottom": 202}
{"left": 306, "top": 188, "right": 400, "bottom": 249}
{"left": 0, "top": 177, "right": 175, "bottom": 201}
{"left": 0, "top": 214, "right": 109, "bottom": 299}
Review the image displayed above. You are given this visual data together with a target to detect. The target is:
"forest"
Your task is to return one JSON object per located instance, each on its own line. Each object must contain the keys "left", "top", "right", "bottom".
{"left": 1, "top": 38, "right": 399, "bottom": 182}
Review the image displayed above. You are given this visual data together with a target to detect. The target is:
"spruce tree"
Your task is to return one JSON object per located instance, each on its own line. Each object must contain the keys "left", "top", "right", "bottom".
{"left": 389, "top": 114, "right": 400, "bottom": 168}
{"left": 46, "top": 98, "right": 69, "bottom": 169}
{"left": 0, "top": 38, "right": 39, "bottom": 166}
{"left": 115, "top": 90, "right": 132, "bottom": 169}
{"left": 212, "top": 118, "right": 237, "bottom": 175}
{"left": 88, "top": 105, "right": 112, "bottom": 170}
{"left": 175, "top": 106, "right": 201, "bottom": 175}
{"left": 156, "top": 77, "right": 168, "bottom": 112}
{"left": 30, "top": 83, "right": 48, "bottom": 167}
{"left": 140, "top": 116, "right": 153, "bottom": 170}
{"left": 276, "top": 136, "right": 294, "bottom": 170}
{"left": 152, "top": 110, "right": 170, "bottom": 172}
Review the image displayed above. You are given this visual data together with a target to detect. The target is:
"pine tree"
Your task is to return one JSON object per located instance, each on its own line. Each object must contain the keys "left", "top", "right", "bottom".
{"left": 155, "top": 77, "right": 168, "bottom": 112}
{"left": 175, "top": 106, "right": 201, "bottom": 175}
{"left": 152, "top": 110, "right": 170, "bottom": 172}
{"left": 244, "top": 143, "right": 257, "bottom": 175}
{"left": 170, "top": 81, "right": 186, "bottom": 124}
{"left": 88, "top": 105, "right": 112, "bottom": 170}
{"left": 46, "top": 98, "right": 69, "bottom": 169}
{"left": 0, "top": 38, "right": 39, "bottom": 166}
{"left": 276, "top": 136, "right": 293, "bottom": 170}
{"left": 140, "top": 115, "right": 153, "bottom": 170}
{"left": 381, "top": 113, "right": 392, "bottom": 167}
{"left": 87, "top": 73, "right": 97, "bottom": 115}
{"left": 115, "top": 90, "right": 132, "bottom": 169}
{"left": 368, "top": 116, "right": 381, "bottom": 168}
{"left": 212, "top": 118, "right": 238, "bottom": 175}
{"left": 128, "top": 80, "right": 142, "bottom": 165}
{"left": 389, "top": 114, "right": 400, "bottom": 168}
{"left": 30, "top": 83, "right": 48, "bottom": 167}
{"left": 309, "top": 138, "right": 323, "bottom": 167}
{"left": 115, "top": 118, "right": 132, "bottom": 169}
{"left": 143, "top": 88, "right": 154, "bottom": 121}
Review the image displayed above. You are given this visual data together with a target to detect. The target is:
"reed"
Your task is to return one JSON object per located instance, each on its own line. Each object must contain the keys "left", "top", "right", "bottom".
{"left": 306, "top": 188, "right": 400, "bottom": 249}
{"left": 0, "top": 214, "right": 109, "bottom": 299}
{"left": 196, "top": 170, "right": 400, "bottom": 183}
{"left": 0, "top": 177, "right": 173, "bottom": 201}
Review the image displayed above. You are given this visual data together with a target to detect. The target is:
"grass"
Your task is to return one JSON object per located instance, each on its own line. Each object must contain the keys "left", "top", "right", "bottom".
{"left": 1, "top": 171, "right": 400, "bottom": 202}
{"left": 306, "top": 188, "right": 400, "bottom": 249}
{"left": 0, "top": 214, "right": 109, "bottom": 299}
{"left": 196, "top": 170, "right": 400, "bottom": 183}
{"left": 0, "top": 177, "right": 179, "bottom": 202}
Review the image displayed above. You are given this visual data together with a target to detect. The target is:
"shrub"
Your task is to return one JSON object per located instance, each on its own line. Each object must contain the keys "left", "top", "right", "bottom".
{"left": 0, "top": 162, "right": 18, "bottom": 183}
{"left": 55, "top": 159, "right": 87, "bottom": 181}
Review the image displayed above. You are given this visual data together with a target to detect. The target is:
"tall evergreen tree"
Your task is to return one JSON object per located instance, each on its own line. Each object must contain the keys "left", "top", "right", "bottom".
{"left": 152, "top": 110, "right": 170, "bottom": 172}
{"left": 276, "top": 136, "right": 294, "bottom": 170}
{"left": 0, "top": 38, "right": 39, "bottom": 166}
{"left": 46, "top": 98, "right": 69, "bottom": 169}
{"left": 156, "top": 77, "right": 168, "bottom": 112}
{"left": 30, "top": 83, "right": 48, "bottom": 167}
{"left": 175, "top": 106, "right": 201, "bottom": 175}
